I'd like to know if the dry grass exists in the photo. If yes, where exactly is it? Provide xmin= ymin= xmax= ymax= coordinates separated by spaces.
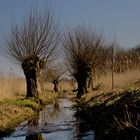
xmin=60 ymin=80 xmax=76 ymax=91
xmin=42 ymin=80 xmax=75 ymax=92
xmin=0 ymin=104 xmax=34 ymax=132
xmin=0 ymin=74 xmax=74 ymax=101
xmin=94 ymin=68 xmax=140 ymax=90
xmin=0 ymin=68 xmax=139 ymax=101
xmin=0 ymin=75 xmax=26 ymax=101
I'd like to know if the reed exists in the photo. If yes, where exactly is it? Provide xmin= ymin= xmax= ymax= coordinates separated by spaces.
xmin=0 ymin=75 xmax=26 ymax=100
xmin=94 ymin=68 xmax=140 ymax=90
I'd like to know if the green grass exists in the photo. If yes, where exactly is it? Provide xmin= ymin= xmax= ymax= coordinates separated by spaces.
xmin=106 ymin=96 xmax=121 ymax=106
xmin=123 ymin=84 xmax=138 ymax=92
xmin=0 ymin=99 xmax=41 ymax=111
xmin=0 ymin=107 xmax=34 ymax=136
xmin=92 ymin=100 xmax=102 ymax=106
xmin=0 ymin=92 xmax=57 ymax=136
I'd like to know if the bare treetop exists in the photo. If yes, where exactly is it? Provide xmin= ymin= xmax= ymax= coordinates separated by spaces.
xmin=5 ymin=9 xmax=59 ymax=65
xmin=63 ymin=26 xmax=105 ymax=75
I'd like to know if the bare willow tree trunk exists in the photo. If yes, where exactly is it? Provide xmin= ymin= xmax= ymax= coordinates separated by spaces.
xmin=77 ymin=75 xmax=88 ymax=98
xmin=87 ymin=70 xmax=94 ymax=91
xmin=24 ymin=69 xmax=40 ymax=98
xmin=77 ymin=80 xmax=84 ymax=98
xmin=42 ymin=66 xmax=64 ymax=93
xmin=53 ymin=80 xmax=59 ymax=92
xmin=22 ymin=57 xmax=42 ymax=98
xmin=54 ymin=83 xmax=59 ymax=92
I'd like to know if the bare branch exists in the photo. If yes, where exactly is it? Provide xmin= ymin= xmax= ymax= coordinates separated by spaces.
xmin=3 ymin=8 xmax=59 ymax=65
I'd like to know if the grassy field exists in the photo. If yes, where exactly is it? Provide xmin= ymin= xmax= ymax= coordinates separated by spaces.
xmin=0 ymin=69 xmax=139 ymax=137
xmin=94 ymin=68 xmax=140 ymax=91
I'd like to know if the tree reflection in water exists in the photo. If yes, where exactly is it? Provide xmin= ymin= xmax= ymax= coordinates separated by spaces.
xmin=25 ymin=113 xmax=45 ymax=140
xmin=25 ymin=101 xmax=60 ymax=140
xmin=25 ymin=133 xmax=44 ymax=140
xmin=74 ymin=116 xmax=94 ymax=139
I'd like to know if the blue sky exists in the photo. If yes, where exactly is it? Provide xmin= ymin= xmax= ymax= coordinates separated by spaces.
xmin=0 ymin=0 xmax=140 ymax=75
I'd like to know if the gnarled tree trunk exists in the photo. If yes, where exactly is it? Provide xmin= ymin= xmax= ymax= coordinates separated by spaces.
xmin=22 ymin=57 xmax=43 ymax=98
xmin=53 ymin=80 xmax=59 ymax=92
xmin=77 ymin=76 xmax=88 ymax=98
xmin=77 ymin=80 xmax=84 ymax=98
xmin=24 ymin=69 xmax=39 ymax=98
xmin=87 ymin=70 xmax=94 ymax=91
xmin=54 ymin=83 xmax=59 ymax=92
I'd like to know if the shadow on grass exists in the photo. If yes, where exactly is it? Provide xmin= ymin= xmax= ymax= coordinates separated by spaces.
xmin=76 ymin=89 xmax=140 ymax=140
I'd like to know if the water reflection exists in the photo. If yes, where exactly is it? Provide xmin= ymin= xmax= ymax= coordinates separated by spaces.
xmin=25 ymin=114 xmax=45 ymax=140
xmin=74 ymin=118 xmax=94 ymax=139
xmin=25 ymin=133 xmax=44 ymax=140
xmin=4 ymin=98 xmax=94 ymax=140
xmin=39 ymin=98 xmax=94 ymax=139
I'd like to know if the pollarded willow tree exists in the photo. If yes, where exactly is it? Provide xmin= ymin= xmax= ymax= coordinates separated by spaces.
xmin=63 ymin=26 xmax=106 ymax=98
xmin=42 ymin=66 xmax=64 ymax=92
xmin=4 ymin=9 xmax=59 ymax=98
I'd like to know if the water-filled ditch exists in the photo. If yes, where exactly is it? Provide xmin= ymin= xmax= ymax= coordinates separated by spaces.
xmin=3 ymin=97 xmax=94 ymax=140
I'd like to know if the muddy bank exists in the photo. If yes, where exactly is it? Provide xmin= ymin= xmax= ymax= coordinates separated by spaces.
xmin=0 ymin=92 xmax=57 ymax=137
xmin=76 ymin=89 xmax=140 ymax=140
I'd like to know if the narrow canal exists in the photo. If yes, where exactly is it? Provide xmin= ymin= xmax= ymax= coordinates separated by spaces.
xmin=3 ymin=97 xmax=94 ymax=140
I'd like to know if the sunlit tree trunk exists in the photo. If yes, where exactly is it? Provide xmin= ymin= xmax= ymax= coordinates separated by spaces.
xmin=53 ymin=80 xmax=59 ymax=92
xmin=22 ymin=57 xmax=42 ymax=98
xmin=24 ymin=69 xmax=39 ymax=98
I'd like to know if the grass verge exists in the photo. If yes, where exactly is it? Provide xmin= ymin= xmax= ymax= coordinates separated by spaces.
xmin=0 ymin=92 xmax=57 ymax=137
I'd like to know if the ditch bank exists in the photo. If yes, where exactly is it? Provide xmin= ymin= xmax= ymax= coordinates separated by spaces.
xmin=2 ymin=96 xmax=95 ymax=140
xmin=76 ymin=89 xmax=140 ymax=140
xmin=0 ymin=92 xmax=57 ymax=137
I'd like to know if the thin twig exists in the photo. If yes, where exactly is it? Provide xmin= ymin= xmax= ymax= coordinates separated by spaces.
xmin=113 ymin=115 xmax=123 ymax=129
xmin=125 ymin=122 xmax=140 ymax=131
